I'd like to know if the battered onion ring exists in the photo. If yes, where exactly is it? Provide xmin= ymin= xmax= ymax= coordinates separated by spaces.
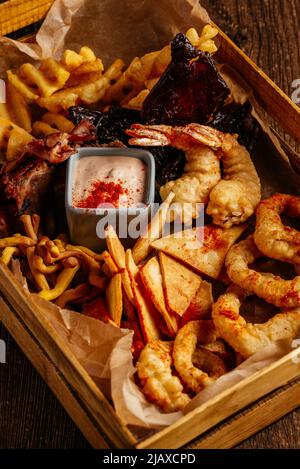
xmin=226 ymin=236 xmax=300 ymax=308
xmin=254 ymin=193 xmax=300 ymax=264
xmin=136 ymin=340 xmax=190 ymax=413
xmin=212 ymin=286 xmax=300 ymax=358
xmin=173 ymin=320 xmax=225 ymax=394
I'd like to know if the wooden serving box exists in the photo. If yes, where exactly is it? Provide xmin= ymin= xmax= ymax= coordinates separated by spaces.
xmin=1 ymin=3 xmax=300 ymax=449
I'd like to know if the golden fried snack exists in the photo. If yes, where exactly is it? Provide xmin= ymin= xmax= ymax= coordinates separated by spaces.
xmin=32 ymin=254 xmax=61 ymax=274
xmin=20 ymin=214 xmax=38 ymax=241
xmin=38 ymin=257 xmax=80 ymax=300
xmin=1 ymin=246 xmax=19 ymax=265
xmin=0 ymin=235 xmax=36 ymax=248
xmin=186 ymin=25 xmax=218 ymax=53
xmin=136 ymin=340 xmax=190 ymax=412
xmin=206 ymin=133 xmax=261 ymax=227
xmin=27 ymin=246 xmax=50 ymax=291
xmin=106 ymin=273 xmax=123 ymax=327
xmin=32 ymin=112 xmax=74 ymax=137
xmin=6 ymin=82 xmax=31 ymax=132
xmin=212 ymin=286 xmax=300 ymax=358
xmin=55 ymin=283 xmax=90 ymax=308
xmin=37 ymin=58 xmax=124 ymax=112
xmin=132 ymin=191 xmax=175 ymax=264
xmin=127 ymin=123 xmax=222 ymax=222
xmin=0 ymin=118 xmax=34 ymax=161
xmin=58 ymin=249 xmax=105 ymax=290
xmin=226 ymin=236 xmax=300 ymax=308
xmin=173 ymin=320 xmax=224 ymax=394
xmin=254 ymin=193 xmax=300 ymax=264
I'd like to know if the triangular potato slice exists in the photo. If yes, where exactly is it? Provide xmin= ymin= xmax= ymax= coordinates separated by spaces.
xmin=126 ymin=249 xmax=161 ymax=342
xmin=158 ymin=252 xmax=201 ymax=317
xmin=140 ymin=256 xmax=178 ymax=336
xmin=181 ymin=280 xmax=213 ymax=324
xmin=152 ymin=224 xmax=246 ymax=279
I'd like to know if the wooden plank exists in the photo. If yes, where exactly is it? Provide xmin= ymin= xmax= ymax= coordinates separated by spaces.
xmin=214 ymin=23 xmax=300 ymax=145
xmin=0 ymin=0 xmax=53 ymax=36
xmin=185 ymin=377 xmax=300 ymax=449
xmin=137 ymin=348 xmax=300 ymax=449
xmin=0 ymin=294 xmax=108 ymax=449
xmin=0 ymin=263 xmax=136 ymax=449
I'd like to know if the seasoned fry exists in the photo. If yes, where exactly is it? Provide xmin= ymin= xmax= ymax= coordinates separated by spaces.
xmin=1 ymin=246 xmax=19 ymax=265
xmin=132 ymin=192 xmax=175 ymax=264
xmin=0 ymin=235 xmax=36 ymax=248
xmin=106 ymin=273 xmax=123 ymax=327
xmin=27 ymin=246 xmax=50 ymax=291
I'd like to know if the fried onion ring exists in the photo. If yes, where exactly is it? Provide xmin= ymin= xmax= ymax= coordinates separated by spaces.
xmin=254 ymin=193 xmax=300 ymax=264
xmin=226 ymin=236 xmax=300 ymax=308
xmin=136 ymin=340 xmax=190 ymax=413
xmin=212 ymin=286 xmax=300 ymax=357
xmin=173 ymin=320 xmax=225 ymax=394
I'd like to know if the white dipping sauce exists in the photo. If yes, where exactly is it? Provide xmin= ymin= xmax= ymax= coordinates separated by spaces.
xmin=72 ymin=155 xmax=147 ymax=208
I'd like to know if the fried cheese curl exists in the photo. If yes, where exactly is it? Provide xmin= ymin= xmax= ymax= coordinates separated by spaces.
xmin=212 ymin=286 xmax=300 ymax=358
xmin=173 ymin=320 xmax=226 ymax=394
xmin=127 ymin=123 xmax=222 ymax=222
xmin=226 ymin=236 xmax=300 ymax=308
xmin=254 ymin=193 xmax=300 ymax=264
xmin=206 ymin=133 xmax=261 ymax=227
xmin=136 ymin=341 xmax=190 ymax=413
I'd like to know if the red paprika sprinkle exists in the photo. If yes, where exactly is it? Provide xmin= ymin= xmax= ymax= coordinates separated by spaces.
xmin=75 ymin=179 xmax=127 ymax=208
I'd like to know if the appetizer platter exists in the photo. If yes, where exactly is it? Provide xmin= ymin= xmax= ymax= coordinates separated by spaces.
xmin=1 ymin=0 xmax=300 ymax=449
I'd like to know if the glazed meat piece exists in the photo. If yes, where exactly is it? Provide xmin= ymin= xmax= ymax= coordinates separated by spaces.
xmin=1 ymin=157 xmax=55 ymax=214
xmin=142 ymin=33 xmax=230 ymax=125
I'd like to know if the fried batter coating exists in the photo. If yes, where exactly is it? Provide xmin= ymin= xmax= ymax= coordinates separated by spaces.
xmin=212 ymin=286 xmax=300 ymax=358
xmin=226 ymin=236 xmax=300 ymax=308
xmin=173 ymin=320 xmax=226 ymax=394
xmin=127 ymin=123 xmax=222 ymax=222
xmin=136 ymin=341 xmax=190 ymax=413
xmin=254 ymin=193 xmax=300 ymax=264
xmin=207 ymin=134 xmax=261 ymax=227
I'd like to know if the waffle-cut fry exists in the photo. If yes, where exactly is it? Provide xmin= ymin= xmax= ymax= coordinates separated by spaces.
xmin=0 ymin=118 xmax=34 ymax=161
xmin=106 ymin=273 xmax=123 ymax=326
xmin=38 ymin=257 xmax=80 ymax=300
xmin=186 ymin=25 xmax=218 ymax=53
xmin=1 ymin=246 xmax=19 ymax=265
xmin=62 ymin=46 xmax=97 ymax=71
xmin=27 ymin=246 xmax=50 ymax=291
xmin=32 ymin=112 xmax=75 ymax=137
xmin=55 ymin=282 xmax=91 ymax=308
xmin=6 ymin=82 xmax=31 ymax=132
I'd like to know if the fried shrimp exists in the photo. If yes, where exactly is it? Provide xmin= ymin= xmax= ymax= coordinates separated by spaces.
xmin=206 ymin=133 xmax=261 ymax=227
xmin=226 ymin=236 xmax=300 ymax=308
xmin=212 ymin=286 xmax=300 ymax=358
xmin=173 ymin=320 xmax=226 ymax=394
xmin=127 ymin=123 xmax=222 ymax=221
xmin=254 ymin=193 xmax=300 ymax=264
xmin=136 ymin=340 xmax=190 ymax=413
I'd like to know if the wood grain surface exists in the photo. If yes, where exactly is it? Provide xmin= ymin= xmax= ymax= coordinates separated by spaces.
xmin=1 ymin=0 xmax=300 ymax=449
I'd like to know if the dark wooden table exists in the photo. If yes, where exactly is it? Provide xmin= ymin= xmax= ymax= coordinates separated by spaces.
xmin=1 ymin=0 xmax=300 ymax=449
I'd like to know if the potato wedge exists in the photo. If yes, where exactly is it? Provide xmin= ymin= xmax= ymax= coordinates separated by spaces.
xmin=140 ymin=256 xmax=178 ymax=336
xmin=158 ymin=252 xmax=201 ymax=317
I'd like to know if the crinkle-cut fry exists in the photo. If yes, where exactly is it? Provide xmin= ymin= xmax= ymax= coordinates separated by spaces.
xmin=6 ymin=82 xmax=31 ymax=132
xmin=132 ymin=192 xmax=175 ymax=264
xmin=20 ymin=214 xmax=37 ymax=242
xmin=27 ymin=246 xmax=50 ymax=291
xmin=173 ymin=320 xmax=220 ymax=394
xmin=212 ymin=286 xmax=300 ymax=358
xmin=55 ymin=282 xmax=90 ymax=308
xmin=38 ymin=258 xmax=80 ymax=301
xmin=136 ymin=340 xmax=190 ymax=412
xmin=1 ymin=246 xmax=19 ymax=265
xmin=0 ymin=235 xmax=36 ymax=248
xmin=7 ymin=70 xmax=39 ymax=101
